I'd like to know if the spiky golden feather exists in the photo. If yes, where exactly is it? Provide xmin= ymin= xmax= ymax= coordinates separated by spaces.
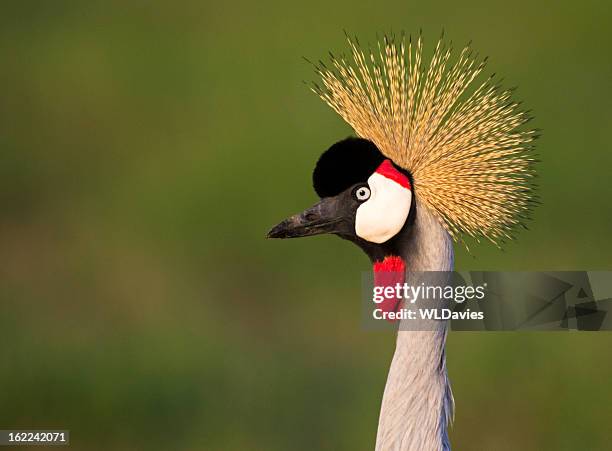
xmin=311 ymin=33 xmax=539 ymax=246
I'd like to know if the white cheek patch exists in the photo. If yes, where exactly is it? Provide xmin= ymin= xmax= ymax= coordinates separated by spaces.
xmin=355 ymin=172 xmax=412 ymax=243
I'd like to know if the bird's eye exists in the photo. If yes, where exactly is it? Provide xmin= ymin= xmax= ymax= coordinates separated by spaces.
xmin=354 ymin=185 xmax=371 ymax=201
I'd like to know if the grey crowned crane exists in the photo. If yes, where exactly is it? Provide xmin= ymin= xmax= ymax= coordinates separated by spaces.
xmin=268 ymin=34 xmax=537 ymax=451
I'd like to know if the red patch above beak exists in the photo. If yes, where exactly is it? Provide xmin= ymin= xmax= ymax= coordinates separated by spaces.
xmin=375 ymin=160 xmax=411 ymax=190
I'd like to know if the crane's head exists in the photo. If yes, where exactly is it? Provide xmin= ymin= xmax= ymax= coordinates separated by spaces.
xmin=267 ymin=137 xmax=416 ymax=258
xmin=268 ymin=33 xmax=538 ymax=254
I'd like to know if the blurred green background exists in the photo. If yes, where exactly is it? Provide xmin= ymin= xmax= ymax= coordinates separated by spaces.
xmin=0 ymin=1 xmax=611 ymax=450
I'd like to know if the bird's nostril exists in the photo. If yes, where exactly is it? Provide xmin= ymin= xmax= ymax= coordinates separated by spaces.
xmin=304 ymin=212 xmax=318 ymax=222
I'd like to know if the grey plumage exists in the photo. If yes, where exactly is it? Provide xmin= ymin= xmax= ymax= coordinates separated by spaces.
xmin=375 ymin=205 xmax=454 ymax=451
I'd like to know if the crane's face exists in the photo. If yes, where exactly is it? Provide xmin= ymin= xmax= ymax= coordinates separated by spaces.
xmin=267 ymin=138 xmax=414 ymax=252
xmin=353 ymin=159 xmax=412 ymax=243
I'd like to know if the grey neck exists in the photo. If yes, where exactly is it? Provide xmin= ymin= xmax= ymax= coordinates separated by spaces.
xmin=375 ymin=205 xmax=454 ymax=451
xmin=397 ymin=203 xmax=454 ymax=272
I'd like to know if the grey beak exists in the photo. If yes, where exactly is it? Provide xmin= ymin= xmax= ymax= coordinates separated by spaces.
xmin=267 ymin=197 xmax=344 ymax=239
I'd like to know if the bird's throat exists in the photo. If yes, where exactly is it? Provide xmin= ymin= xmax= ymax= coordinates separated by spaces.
xmin=374 ymin=205 xmax=454 ymax=451
xmin=373 ymin=255 xmax=405 ymax=321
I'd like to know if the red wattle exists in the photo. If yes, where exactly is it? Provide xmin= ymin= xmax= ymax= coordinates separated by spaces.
xmin=373 ymin=256 xmax=406 ymax=323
